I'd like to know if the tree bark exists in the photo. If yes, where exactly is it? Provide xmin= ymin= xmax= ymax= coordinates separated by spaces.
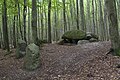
xmin=76 ymin=0 xmax=79 ymax=30
xmin=80 ymin=0 xmax=86 ymax=31
xmin=48 ymin=0 xmax=52 ymax=43
xmin=32 ymin=0 xmax=38 ymax=44
xmin=23 ymin=0 xmax=27 ymax=42
xmin=2 ymin=0 xmax=10 ymax=52
xmin=105 ymin=0 xmax=120 ymax=55
xmin=62 ymin=0 xmax=67 ymax=33
xmin=13 ymin=15 xmax=16 ymax=48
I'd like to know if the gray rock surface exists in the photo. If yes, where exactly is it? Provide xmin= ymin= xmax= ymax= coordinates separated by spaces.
xmin=16 ymin=39 xmax=27 ymax=58
xmin=24 ymin=43 xmax=40 ymax=71
xmin=77 ymin=40 xmax=89 ymax=45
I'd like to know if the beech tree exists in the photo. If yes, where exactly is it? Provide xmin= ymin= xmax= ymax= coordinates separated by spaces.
xmin=48 ymin=0 xmax=52 ymax=43
xmin=32 ymin=0 xmax=38 ymax=44
xmin=2 ymin=0 xmax=10 ymax=52
xmin=23 ymin=0 xmax=27 ymax=42
xmin=80 ymin=0 xmax=86 ymax=31
xmin=0 ymin=0 xmax=120 ymax=49
xmin=105 ymin=0 xmax=120 ymax=55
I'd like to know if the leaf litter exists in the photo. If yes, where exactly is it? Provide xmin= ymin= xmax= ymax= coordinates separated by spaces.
xmin=0 ymin=41 xmax=120 ymax=80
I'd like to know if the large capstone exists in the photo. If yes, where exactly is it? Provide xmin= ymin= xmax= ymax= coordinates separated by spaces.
xmin=62 ymin=30 xmax=86 ymax=44
xmin=16 ymin=39 xmax=27 ymax=59
xmin=24 ymin=43 xmax=40 ymax=71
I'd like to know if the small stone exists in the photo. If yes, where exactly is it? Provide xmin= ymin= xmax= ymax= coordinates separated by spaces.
xmin=77 ymin=40 xmax=89 ymax=45
xmin=16 ymin=39 xmax=27 ymax=58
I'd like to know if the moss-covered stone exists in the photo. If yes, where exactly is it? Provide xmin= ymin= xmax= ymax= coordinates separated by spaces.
xmin=86 ymin=32 xmax=99 ymax=40
xmin=36 ymin=39 xmax=48 ymax=47
xmin=57 ymin=39 xmax=64 ymax=45
xmin=16 ymin=39 xmax=27 ymax=59
xmin=24 ymin=43 xmax=40 ymax=71
xmin=60 ymin=30 xmax=99 ymax=45
xmin=89 ymin=38 xmax=98 ymax=42
xmin=61 ymin=30 xmax=86 ymax=44
xmin=62 ymin=30 xmax=86 ymax=40
xmin=113 ymin=49 xmax=120 ymax=56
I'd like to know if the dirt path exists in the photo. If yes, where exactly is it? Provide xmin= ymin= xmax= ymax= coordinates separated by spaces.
xmin=0 ymin=41 xmax=120 ymax=80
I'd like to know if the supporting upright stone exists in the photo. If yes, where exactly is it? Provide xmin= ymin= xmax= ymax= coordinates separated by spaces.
xmin=77 ymin=40 xmax=89 ymax=45
xmin=16 ymin=39 xmax=27 ymax=59
xmin=24 ymin=43 xmax=40 ymax=71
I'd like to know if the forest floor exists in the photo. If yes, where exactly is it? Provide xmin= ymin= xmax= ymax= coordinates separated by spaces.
xmin=0 ymin=41 xmax=120 ymax=80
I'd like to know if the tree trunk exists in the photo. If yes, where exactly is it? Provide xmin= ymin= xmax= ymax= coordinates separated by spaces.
xmin=48 ymin=0 xmax=52 ymax=43
xmin=62 ymin=0 xmax=67 ymax=33
xmin=13 ymin=15 xmax=16 ymax=48
xmin=105 ymin=0 xmax=120 ymax=55
xmin=99 ymin=0 xmax=105 ymax=40
xmin=2 ymin=0 xmax=10 ymax=52
xmin=80 ymin=0 xmax=86 ymax=31
xmin=76 ymin=0 xmax=79 ymax=30
xmin=23 ymin=0 xmax=27 ymax=42
xmin=28 ymin=7 xmax=31 ymax=44
xmin=0 ymin=23 xmax=2 ymax=48
xmin=92 ymin=0 xmax=95 ymax=34
xmin=40 ymin=2 xmax=44 ymax=40
xmin=87 ymin=0 xmax=91 ymax=32
xmin=32 ymin=0 xmax=38 ymax=44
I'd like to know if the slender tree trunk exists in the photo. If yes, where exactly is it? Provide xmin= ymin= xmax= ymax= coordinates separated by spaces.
xmin=0 ymin=24 xmax=2 ymax=48
xmin=32 ymin=0 xmax=38 ymax=44
xmin=92 ymin=0 xmax=95 ymax=33
xmin=44 ymin=9 xmax=47 ymax=40
xmin=40 ymin=2 xmax=44 ymax=40
xmin=69 ymin=0 xmax=74 ymax=27
xmin=48 ymin=0 xmax=52 ymax=43
xmin=62 ymin=0 xmax=67 ymax=33
xmin=76 ymin=0 xmax=79 ymax=30
xmin=80 ymin=0 xmax=86 ymax=31
xmin=13 ymin=15 xmax=16 ymax=48
xmin=104 ymin=2 xmax=109 ymax=40
xmin=37 ymin=7 xmax=40 ymax=39
xmin=43 ymin=0 xmax=48 ymax=40
xmin=95 ymin=0 xmax=99 ymax=35
xmin=99 ymin=0 xmax=106 ymax=40
xmin=28 ymin=7 xmax=31 ymax=44
xmin=17 ymin=0 xmax=23 ymax=39
xmin=16 ymin=15 xmax=19 ymax=42
xmin=23 ymin=0 xmax=27 ymax=42
xmin=2 ymin=0 xmax=10 ymax=52
xmin=54 ymin=0 xmax=57 ymax=41
xmin=87 ymin=0 xmax=91 ymax=32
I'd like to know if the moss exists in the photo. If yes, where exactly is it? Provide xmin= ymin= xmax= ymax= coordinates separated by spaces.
xmin=62 ymin=30 xmax=86 ymax=40
xmin=18 ymin=39 xmax=26 ymax=44
xmin=16 ymin=39 xmax=27 ymax=59
xmin=24 ymin=43 xmax=40 ymax=71
xmin=114 ymin=49 xmax=120 ymax=56
xmin=86 ymin=32 xmax=99 ymax=40
xmin=91 ymin=34 xmax=99 ymax=40
xmin=36 ymin=39 xmax=48 ymax=47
